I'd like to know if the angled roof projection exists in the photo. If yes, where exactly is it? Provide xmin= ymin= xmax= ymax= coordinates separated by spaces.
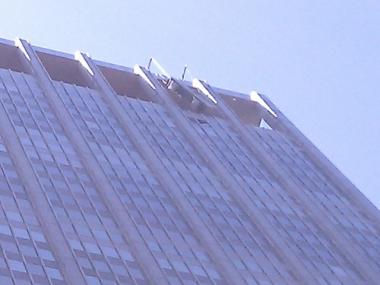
xmin=0 ymin=37 xmax=378 ymax=285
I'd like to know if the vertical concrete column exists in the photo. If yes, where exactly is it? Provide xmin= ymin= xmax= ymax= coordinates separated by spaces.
xmin=198 ymin=82 xmax=380 ymax=284
xmin=75 ymin=52 xmax=246 ymax=285
xmin=134 ymin=66 xmax=319 ymax=285
xmin=0 ymin=80 xmax=86 ymax=284
xmin=15 ymin=38 xmax=167 ymax=285
xmin=259 ymin=93 xmax=380 ymax=228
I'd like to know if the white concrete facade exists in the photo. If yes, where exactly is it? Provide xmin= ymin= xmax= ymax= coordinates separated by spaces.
xmin=0 ymin=37 xmax=378 ymax=284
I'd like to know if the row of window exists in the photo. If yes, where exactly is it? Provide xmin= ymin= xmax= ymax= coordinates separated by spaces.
xmin=54 ymin=82 xmax=223 ymax=285
xmin=0 ymin=65 xmax=378 ymax=284
xmin=249 ymin=127 xmax=380 ymax=268
xmin=120 ymin=97 xmax=296 ymax=285
xmin=0 ymin=70 xmax=147 ymax=285
xmin=187 ymin=112 xmax=361 ymax=284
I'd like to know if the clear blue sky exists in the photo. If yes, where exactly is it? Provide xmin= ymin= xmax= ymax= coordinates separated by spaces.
xmin=1 ymin=1 xmax=379 ymax=207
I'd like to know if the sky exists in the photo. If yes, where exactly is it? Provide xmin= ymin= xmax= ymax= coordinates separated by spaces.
xmin=1 ymin=0 xmax=379 ymax=207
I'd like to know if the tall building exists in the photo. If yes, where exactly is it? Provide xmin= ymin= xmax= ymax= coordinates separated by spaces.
xmin=0 ymin=37 xmax=378 ymax=285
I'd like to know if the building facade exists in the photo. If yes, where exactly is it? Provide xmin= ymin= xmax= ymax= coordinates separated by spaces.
xmin=0 ymin=37 xmax=379 ymax=285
